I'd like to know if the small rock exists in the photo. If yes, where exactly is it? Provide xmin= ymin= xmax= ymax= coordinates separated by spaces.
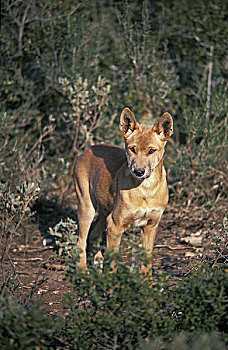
xmin=185 ymin=251 xmax=195 ymax=258
xmin=194 ymin=230 xmax=203 ymax=236
xmin=180 ymin=235 xmax=203 ymax=247
xmin=43 ymin=238 xmax=53 ymax=246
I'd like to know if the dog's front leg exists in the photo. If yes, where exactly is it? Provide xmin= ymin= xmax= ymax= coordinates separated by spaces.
xmin=105 ymin=213 xmax=124 ymax=270
xmin=106 ymin=213 xmax=124 ymax=252
xmin=140 ymin=210 xmax=163 ymax=275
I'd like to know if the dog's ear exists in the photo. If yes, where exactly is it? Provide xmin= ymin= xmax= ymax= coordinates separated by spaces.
xmin=152 ymin=113 xmax=173 ymax=141
xmin=120 ymin=108 xmax=139 ymax=137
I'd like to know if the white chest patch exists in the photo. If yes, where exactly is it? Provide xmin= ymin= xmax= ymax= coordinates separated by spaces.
xmin=134 ymin=217 xmax=149 ymax=227
xmin=132 ymin=208 xmax=162 ymax=227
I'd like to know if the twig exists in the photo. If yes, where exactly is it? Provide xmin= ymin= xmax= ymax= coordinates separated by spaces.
xmin=24 ymin=124 xmax=55 ymax=161
xmin=154 ymin=244 xmax=193 ymax=250
xmin=208 ymin=166 xmax=227 ymax=179
xmin=12 ymin=257 xmax=43 ymax=262
xmin=14 ymin=247 xmax=54 ymax=253
xmin=206 ymin=46 xmax=214 ymax=120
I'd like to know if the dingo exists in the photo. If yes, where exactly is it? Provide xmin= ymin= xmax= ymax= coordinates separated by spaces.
xmin=73 ymin=108 xmax=173 ymax=274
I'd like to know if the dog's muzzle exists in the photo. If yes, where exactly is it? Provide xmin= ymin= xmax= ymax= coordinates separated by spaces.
xmin=133 ymin=168 xmax=145 ymax=178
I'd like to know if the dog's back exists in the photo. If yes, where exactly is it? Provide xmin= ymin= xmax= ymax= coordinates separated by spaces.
xmin=74 ymin=144 xmax=126 ymax=213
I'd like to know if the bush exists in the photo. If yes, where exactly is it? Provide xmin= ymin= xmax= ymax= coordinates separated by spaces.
xmin=0 ymin=252 xmax=227 ymax=349
xmin=49 ymin=217 xmax=79 ymax=258
xmin=61 ymin=259 xmax=228 ymax=349
xmin=0 ymin=297 xmax=59 ymax=349
xmin=169 ymin=80 xmax=227 ymax=205
xmin=1 ymin=0 xmax=227 ymax=206
xmin=0 ymin=181 xmax=40 ymax=245
xmin=0 ymin=110 xmax=55 ymax=185
xmin=173 ymin=265 xmax=228 ymax=341
xmin=0 ymin=181 xmax=40 ymax=297
xmin=63 ymin=254 xmax=174 ymax=349
xmin=146 ymin=332 xmax=227 ymax=350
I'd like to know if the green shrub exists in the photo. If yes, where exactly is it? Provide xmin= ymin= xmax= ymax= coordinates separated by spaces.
xmin=146 ymin=332 xmax=227 ymax=350
xmin=173 ymin=265 xmax=228 ymax=341
xmin=0 ymin=181 xmax=40 ymax=297
xmin=49 ymin=217 xmax=79 ymax=258
xmin=170 ymin=332 xmax=227 ymax=350
xmin=169 ymin=80 xmax=227 ymax=205
xmin=62 ymin=258 xmax=227 ymax=349
xmin=64 ymin=254 xmax=174 ymax=350
xmin=0 ymin=181 xmax=40 ymax=240
xmin=0 ymin=297 xmax=59 ymax=349
xmin=55 ymin=75 xmax=112 ymax=156
xmin=0 ymin=257 xmax=227 ymax=349
xmin=1 ymin=1 xmax=227 ymax=206
xmin=0 ymin=110 xmax=55 ymax=185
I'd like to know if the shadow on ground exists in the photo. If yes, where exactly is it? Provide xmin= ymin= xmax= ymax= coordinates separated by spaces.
xmin=32 ymin=193 xmax=78 ymax=239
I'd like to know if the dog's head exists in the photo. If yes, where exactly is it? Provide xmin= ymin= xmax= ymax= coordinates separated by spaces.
xmin=120 ymin=108 xmax=173 ymax=179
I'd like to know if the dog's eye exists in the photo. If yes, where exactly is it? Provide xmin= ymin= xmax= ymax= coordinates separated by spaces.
xmin=148 ymin=148 xmax=156 ymax=155
xmin=129 ymin=146 xmax=136 ymax=154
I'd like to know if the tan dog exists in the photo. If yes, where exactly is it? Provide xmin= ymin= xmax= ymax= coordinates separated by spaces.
xmin=73 ymin=108 xmax=173 ymax=274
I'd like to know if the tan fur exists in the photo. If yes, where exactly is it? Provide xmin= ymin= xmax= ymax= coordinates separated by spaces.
xmin=73 ymin=108 xmax=173 ymax=274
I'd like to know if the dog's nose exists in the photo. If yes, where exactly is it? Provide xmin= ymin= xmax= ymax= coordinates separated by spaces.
xmin=133 ymin=168 xmax=145 ymax=177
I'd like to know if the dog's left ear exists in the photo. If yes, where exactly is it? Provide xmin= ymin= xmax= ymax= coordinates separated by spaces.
xmin=120 ymin=108 xmax=139 ymax=138
xmin=152 ymin=113 xmax=173 ymax=141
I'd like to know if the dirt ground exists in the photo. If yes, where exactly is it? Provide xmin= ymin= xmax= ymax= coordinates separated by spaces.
xmin=1 ymin=194 xmax=227 ymax=318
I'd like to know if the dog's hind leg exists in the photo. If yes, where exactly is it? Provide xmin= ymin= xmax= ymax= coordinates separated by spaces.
xmin=74 ymin=169 xmax=96 ymax=269
xmin=88 ymin=209 xmax=107 ymax=267
xmin=76 ymin=200 xmax=95 ymax=269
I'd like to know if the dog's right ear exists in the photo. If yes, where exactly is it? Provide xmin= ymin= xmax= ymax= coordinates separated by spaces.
xmin=120 ymin=108 xmax=139 ymax=138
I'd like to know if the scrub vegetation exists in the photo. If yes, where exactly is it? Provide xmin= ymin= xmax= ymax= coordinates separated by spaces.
xmin=0 ymin=0 xmax=227 ymax=348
